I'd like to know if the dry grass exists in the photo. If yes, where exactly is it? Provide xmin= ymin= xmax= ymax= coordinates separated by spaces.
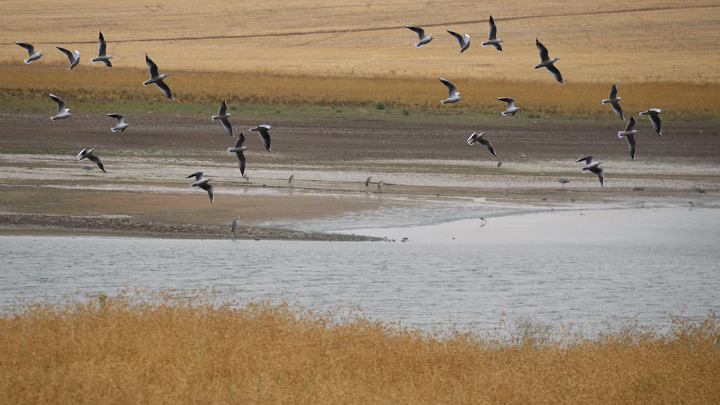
xmin=1 ymin=0 xmax=719 ymax=83
xmin=1 ymin=290 xmax=719 ymax=405
xmin=1 ymin=64 xmax=718 ymax=117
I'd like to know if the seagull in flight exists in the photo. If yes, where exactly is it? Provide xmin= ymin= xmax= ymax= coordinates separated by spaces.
xmin=534 ymin=38 xmax=564 ymax=84
xmin=107 ymin=114 xmax=129 ymax=133
xmin=602 ymin=84 xmax=624 ymax=120
xmin=143 ymin=54 xmax=174 ymax=100
xmin=467 ymin=132 xmax=497 ymax=156
xmin=15 ymin=42 xmax=42 ymax=64
xmin=405 ymin=25 xmax=433 ymax=47
xmin=186 ymin=172 xmax=214 ymax=204
xmin=576 ymin=156 xmax=604 ymax=187
xmin=639 ymin=109 xmax=664 ymax=136
xmin=49 ymin=94 xmax=72 ymax=121
xmin=56 ymin=46 xmax=79 ymax=70
xmin=617 ymin=116 xmax=639 ymax=161
xmin=497 ymin=97 xmax=520 ymax=116
xmin=77 ymin=148 xmax=106 ymax=172
xmin=481 ymin=15 xmax=503 ymax=50
xmin=439 ymin=78 xmax=463 ymax=104
xmin=91 ymin=31 xmax=113 ymax=67
xmin=212 ymin=100 xmax=234 ymax=136
xmin=249 ymin=125 xmax=272 ymax=152
xmin=446 ymin=29 xmax=470 ymax=53
xmin=227 ymin=132 xmax=248 ymax=176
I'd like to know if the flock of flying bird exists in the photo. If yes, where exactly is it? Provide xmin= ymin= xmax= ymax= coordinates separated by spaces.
xmin=15 ymin=15 xmax=666 ymax=202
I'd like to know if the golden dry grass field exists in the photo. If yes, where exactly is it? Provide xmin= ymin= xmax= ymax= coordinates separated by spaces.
xmin=1 ymin=292 xmax=719 ymax=405
xmin=1 ymin=0 xmax=719 ymax=115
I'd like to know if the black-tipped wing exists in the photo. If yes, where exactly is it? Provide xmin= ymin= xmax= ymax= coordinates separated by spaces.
xmin=446 ymin=29 xmax=465 ymax=47
xmin=87 ymin=154 xmax=105 ymax=172
xmin=258 ymin=130 xmax=271 ymax=152
xmin=624 ymin=116 xmax=636 ymax=132
xmin=234 ymin=132 xmax=246 ymax=148
xmin=49 ymin=94 xmax=66 ymax=113
xmin=439 ymin=78 xmax=456 ymax=98
xmin=146 ymin=54 xmax=159 ymax=78
xmin=98 ymin=31 xmax=107 ymax=56
xmin=478 ymin=138 xmax=497 ymax=156
xmin=610 ymin=102 xmax=624 ymax=120
xmin=56 ymin=46 xmax=75 ymax=63
xmin=576 ymin=155 xmax=593 ymax=164
xmin=198 ymin=183 xmax=214 ymax=203
xmin=220 ymin=118 xmax=233 ymax=136
xmin=497 ymin=97 xmax=515 ymax=109
xmin=649 ymin=115 xmax=662 ymax=136
xmin=488 ymin=15 xmax=497 ymax=40
xmin=218 ymin=100 xmax=227 ymax=115
xmin=102 ymin=60 xmax=112 ymax=67
xmin=405 ymin=25 xmax=426 ymax=40
xmin=536 ymin=38 xmax=549 ymax=61
xmin=15 ymin=42 xmax=35 ymax=56
xmin=155 ymin=80 xmax=174 ymax=100
xmin=589 ymin=167 xmax=604 ymax=187
xmin=492 ymin=43 xmax=502 ymax=51
xmin=186 ymin=172 xmax=203 ymax=180
xmin=235 ymin=150 xmax=246 ymax=176
xmin=625 ymin=134 xmax=637 ymax=161
xmin=544 ymin=64 xmax=564 ymax=84
xmin=609 ymin=84 xmax=618 ymax=99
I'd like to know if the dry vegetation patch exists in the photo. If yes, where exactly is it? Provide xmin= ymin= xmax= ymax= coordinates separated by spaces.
xmin=1 ymin=292 xmax=719 ymax=404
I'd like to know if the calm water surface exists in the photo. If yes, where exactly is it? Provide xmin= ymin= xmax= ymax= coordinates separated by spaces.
xmin=1 ymin=207 xmax=718 ymax=333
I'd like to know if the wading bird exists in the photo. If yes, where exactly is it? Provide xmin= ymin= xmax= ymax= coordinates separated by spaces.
xmin=534 ymin=38 xmax=564 ymax=84
xmin=231 ymin=216 xmax=239 ymax=235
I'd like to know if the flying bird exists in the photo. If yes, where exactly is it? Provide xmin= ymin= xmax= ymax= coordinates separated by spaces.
xmin=405 ymin=25 xmax=433 ymax=47
xmin=639 ymin=109 xmax=664 ymax=136
xmin=212 ymin=100 xmax=234 ymax=136
xmin=143 ymin=54 xmax=174 ymax=100
xmin=186 ymin=172 xmax=214 ymax=204
xmin=617 ymin=116 xmax=639 ymax=161
xmin=227 ymin=132 xmax=248 ymax=176
xmin=77 ymin=148 xmax=105 ymax=172
xmin=91 ymin=31 xmax=113 ymax=67
xmin=467 ymin=132 xmax=497 ymax=156
xmin=576 ymin=156 xmax=604 ymax=187
xmin=49 ymin=94 xmax=72 ymax=121
xmin=446 ymin=29 xmax=470 ymax=53
xmin=107 ymin=114 xmax=129 ymax=133
xmin=249 ymin=125 xmax=272 ymax=152
xmin=56 ymin=46 xmax=79 ymax=70
xmin=15 ymin=42 xmax=42 ymax=64
xmin=481 ymin=15 xmax=503 ymax=50
xmin=534 ymin=38 xmax=564 ymax=84
xmin=497 ymin=97 xmax=520 ymax=116
xmin=602 ymin=84 xmax=624 ymax=120
xmin=439 ymin=78 xmax=463 ymax=104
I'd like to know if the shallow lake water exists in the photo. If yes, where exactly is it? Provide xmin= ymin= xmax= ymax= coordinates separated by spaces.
xmin=1 ymin=207 xmax=718 ymax=334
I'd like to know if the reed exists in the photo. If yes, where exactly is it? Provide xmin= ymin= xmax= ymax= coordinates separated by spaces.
xmin=1 ymin=290 xmax=718 ymax=405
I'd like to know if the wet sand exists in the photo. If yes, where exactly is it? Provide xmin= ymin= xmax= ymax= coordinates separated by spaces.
xmin=1 ymin=113 xmax=718 ymax=238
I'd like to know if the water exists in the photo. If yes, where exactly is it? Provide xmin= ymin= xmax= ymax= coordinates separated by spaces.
xmin=1 ymin=207 xmax=718 ymax=333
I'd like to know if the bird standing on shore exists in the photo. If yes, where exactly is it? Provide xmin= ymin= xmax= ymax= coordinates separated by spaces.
xmin=617 ymin=116 xmax=639 ymax=161
xmin=186 ymin=172 xmax=214 ymax=204
xmin=91 ymin=31 xmax=113 ymax=67
xmin=227 ymin=133 xmax=248 ymax=176
xmin=446 ymin=29 xmax=470 ymax=53
xmin=481 ymin=15 xmax=503 ymax=50
xmin=56 ymin=46 xmax=79 ymax=70
xmin=639 ymin=109 xmax=664 ymax=136
xmin=602 ymin=84 xmax=624 ymax=120
xmin=49 ymin=94 xmax=72 ymax=121
xmin=231 ymin=216 xmax=239 ymax=235
xmin=497 ymin=97 xmax=520 ymax=116
xmin=212 ymin=100 xmax=234 ymax=136
xmin=15 ymin=42 xmax=42 ymax=64
xmin=249 ymin=125 xmax=272 ymax=152
xmin=365 ymin=177 xmax=372 ymax=189
xmin=534 ymin=38 xmax=564 ymax=84
xmin=467 ymin=132 xmax=497 ymax=156
xmin=77 ymin=148 xmax=106 ymax=172
xmin=288 ymin=174 xmax=294 ymax=187
xmin=144 ymin=54 xmax=174 ymax=100
xmin=107 ymin=114 xmax=129 ymax=133
xmin=405 ymin=25 xmax=433 ymax=47
xmin=439 ymin=78 xmax=463 ymax=104
xmin=576 ymin=156 xmax=604 ymax=187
